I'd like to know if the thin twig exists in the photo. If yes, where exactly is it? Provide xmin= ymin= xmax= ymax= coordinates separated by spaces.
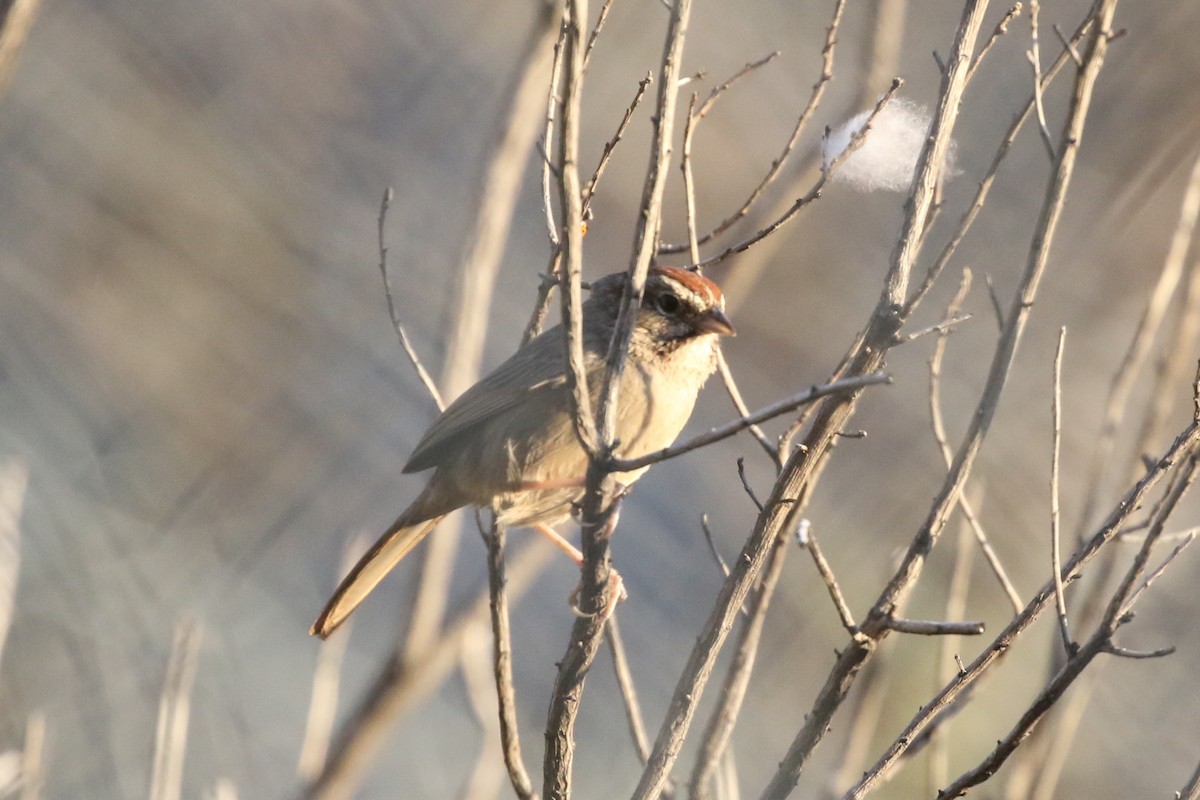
xmin=700 ymin=514 xmax=732 ymax=577
xmin=966 ymin=3 xmax=1023 ymax=83
xmin=1120 ymin=531 xmax=1197 ymax=617
xmin=377 ymin=188 xmax=445 ymax=413
xmin=736 ymin=459 xmax=765 ymax=512
xmin=688 ymin=532 xmax=790 ymax=799
xmin=849 ymin=420 xmax=1199 ymax=799
xmin=896 ymin=313 xmax=972 ymax=344
xmin=606 ymin=616 xmax=652 ymax=765
xmin=525 ymin=20 xmax=569 ymax=346
xmin=1027 ymin=0 xmax=1057 ymax=161
xmin=484 ymin=519 xmax=537 ymax=800
xmin=902 ymin=15 xmax=1094 ymax=316
xmin=768 ymin=0 xmax=1124 ymax=791
xmin=940 ymin=439 xmax=1197 ymax=797
xmin=1074 ymin=121 xmax=1200 ymax=542
xmin=928 ymin=270 xmax=1023 ymax=613
xmin=540 ymin=22 xmax=567 ymax=250
xmin=1050 ymin=327 xmax=1074 ymax=654
xmin=800 ymin=523 xmax=856 ymax=632
xmin=884 ymin=618 xmax=984 ymax=636
xmin=635 ymin=1 xmax=979 ymax=792
xmin=555 ymin=0 xmax=601 ymax=461
xmin=692 ymin=80 xmax=904 ymax=270
xmin=582 ymin=72 xmax=653 ymax=217
xmin=610 ymin=373 xmax=891 ymax=472
xmin=582 ymin=0 xmax=615 ymax=67
xmin=1051 ymin=23 xmax=1083 ymax=67
xmin=659 ymin=0 xmax=847 ymax=254
xmin=930 ymin=497 xmax=980 ymax=788
xmin=677 ymin=81 xmax=778 ymax=467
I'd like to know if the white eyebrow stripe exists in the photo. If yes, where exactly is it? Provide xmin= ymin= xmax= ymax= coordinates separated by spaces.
xmin=657 ymin=276 xmax=710 ymax=310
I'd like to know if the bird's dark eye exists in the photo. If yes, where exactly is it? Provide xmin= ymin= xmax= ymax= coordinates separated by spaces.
xmin=655 ymin=292 xmax=682 ymax=315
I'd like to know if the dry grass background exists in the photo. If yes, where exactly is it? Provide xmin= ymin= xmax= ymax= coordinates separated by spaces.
xmin=2 ymin=0 xmax=1200 ymax=798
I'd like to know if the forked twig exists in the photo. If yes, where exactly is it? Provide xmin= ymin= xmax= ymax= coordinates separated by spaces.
xmin=903 ymin=16 xmax=1093 ymax=317
xmin=659 ymin=0 xmax=847 ymax=255
xmin=692 ymin=80 xmax=904 ymax=270
xmin=927 ymin=269 xmax=1023 ymax=613
xmin=1027 ymin=0 xmax=1057 ymax=161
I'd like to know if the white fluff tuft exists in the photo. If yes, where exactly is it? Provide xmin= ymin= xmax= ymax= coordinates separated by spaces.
xmin=821 ymin=99 xmax=954 ymax=193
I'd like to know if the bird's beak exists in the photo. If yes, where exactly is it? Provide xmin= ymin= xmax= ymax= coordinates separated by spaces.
xmin=696 ymin=307 xmax=736 ymax=337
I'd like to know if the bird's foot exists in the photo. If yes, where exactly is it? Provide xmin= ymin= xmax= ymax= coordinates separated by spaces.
xmin=568 ymin=569 xmax=627 ymax=622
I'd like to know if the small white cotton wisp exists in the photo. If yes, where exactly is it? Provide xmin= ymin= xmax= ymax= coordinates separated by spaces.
xmin=821 ymin=99 xmax=953 ymax=193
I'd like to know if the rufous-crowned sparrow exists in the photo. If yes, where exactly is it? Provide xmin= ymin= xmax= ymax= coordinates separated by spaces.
xmin=311 ymin=266 xmax=734 ymax=638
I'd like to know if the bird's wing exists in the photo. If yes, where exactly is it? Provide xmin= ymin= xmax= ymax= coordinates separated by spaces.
xmin=403 ymin=326 xmax=573 ymax=473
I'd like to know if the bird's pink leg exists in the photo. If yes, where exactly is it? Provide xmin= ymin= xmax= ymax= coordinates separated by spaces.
xmin=532 ymin=522 xmax=585 ymax=564
xmin=533 ymin=522 xmax=628 ymax=619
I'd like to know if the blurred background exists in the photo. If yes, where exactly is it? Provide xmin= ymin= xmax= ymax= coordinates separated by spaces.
xmin=2 ymin=0 xmax=1199 ymax=797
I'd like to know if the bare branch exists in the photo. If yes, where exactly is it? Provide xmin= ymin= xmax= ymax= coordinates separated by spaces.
xmin=545 ymin=0 xmax=696 ymax=794
xmin=557 ymin=0 xmax=602 ymax=460
xmin=768 ymin=0 xmax=1123 ymax=792
xmin=581 ymin=71 xmax=653 ymax=216
xmin=736 ymin=458 xmax=765 ymax=512
xmin=903 ymin=15 xmax=1094 ymax=316
xmin=884 ymin=618 xmax=984 ymax=636
xmin=610 ymin=372 xmax=891 ymax=472
xmin=849 ymin=422 xmax=1199 ymax=799
xmin=692 ymin=80 xmax=903 ymax=270
xmin=928 ymin=270 xmax=1023 ymax=613
xmin=689 ymin=528 xmax=790 ymax=799
xmin=582 ymin=0 xmax=616 ymax=67
xmin=659 ymin=0 xmax=847 ymax=254
xmin=1050 ymin=327 xmax=1074 ymax=654
xmin=483 ymin=519 xmax=538 ymax=800
xmin=1076 ymin=151 xmax=1200 ymax=537
xmin=1027 ymin=0 xmax=1057 ymax=161
xmin=377 ymin=187 xmax=445 ymax=413
xmin=799 ymin=522 xmax=857 ymax=632
xmin=605 ymin=616 xmax=653 ymax=765
xmin=967 ymin=3 xmax=1023 ymax=83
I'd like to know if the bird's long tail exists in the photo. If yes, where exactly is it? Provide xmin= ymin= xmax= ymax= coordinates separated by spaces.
xmin=310 ymin=514 xmax=444 ymax=639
